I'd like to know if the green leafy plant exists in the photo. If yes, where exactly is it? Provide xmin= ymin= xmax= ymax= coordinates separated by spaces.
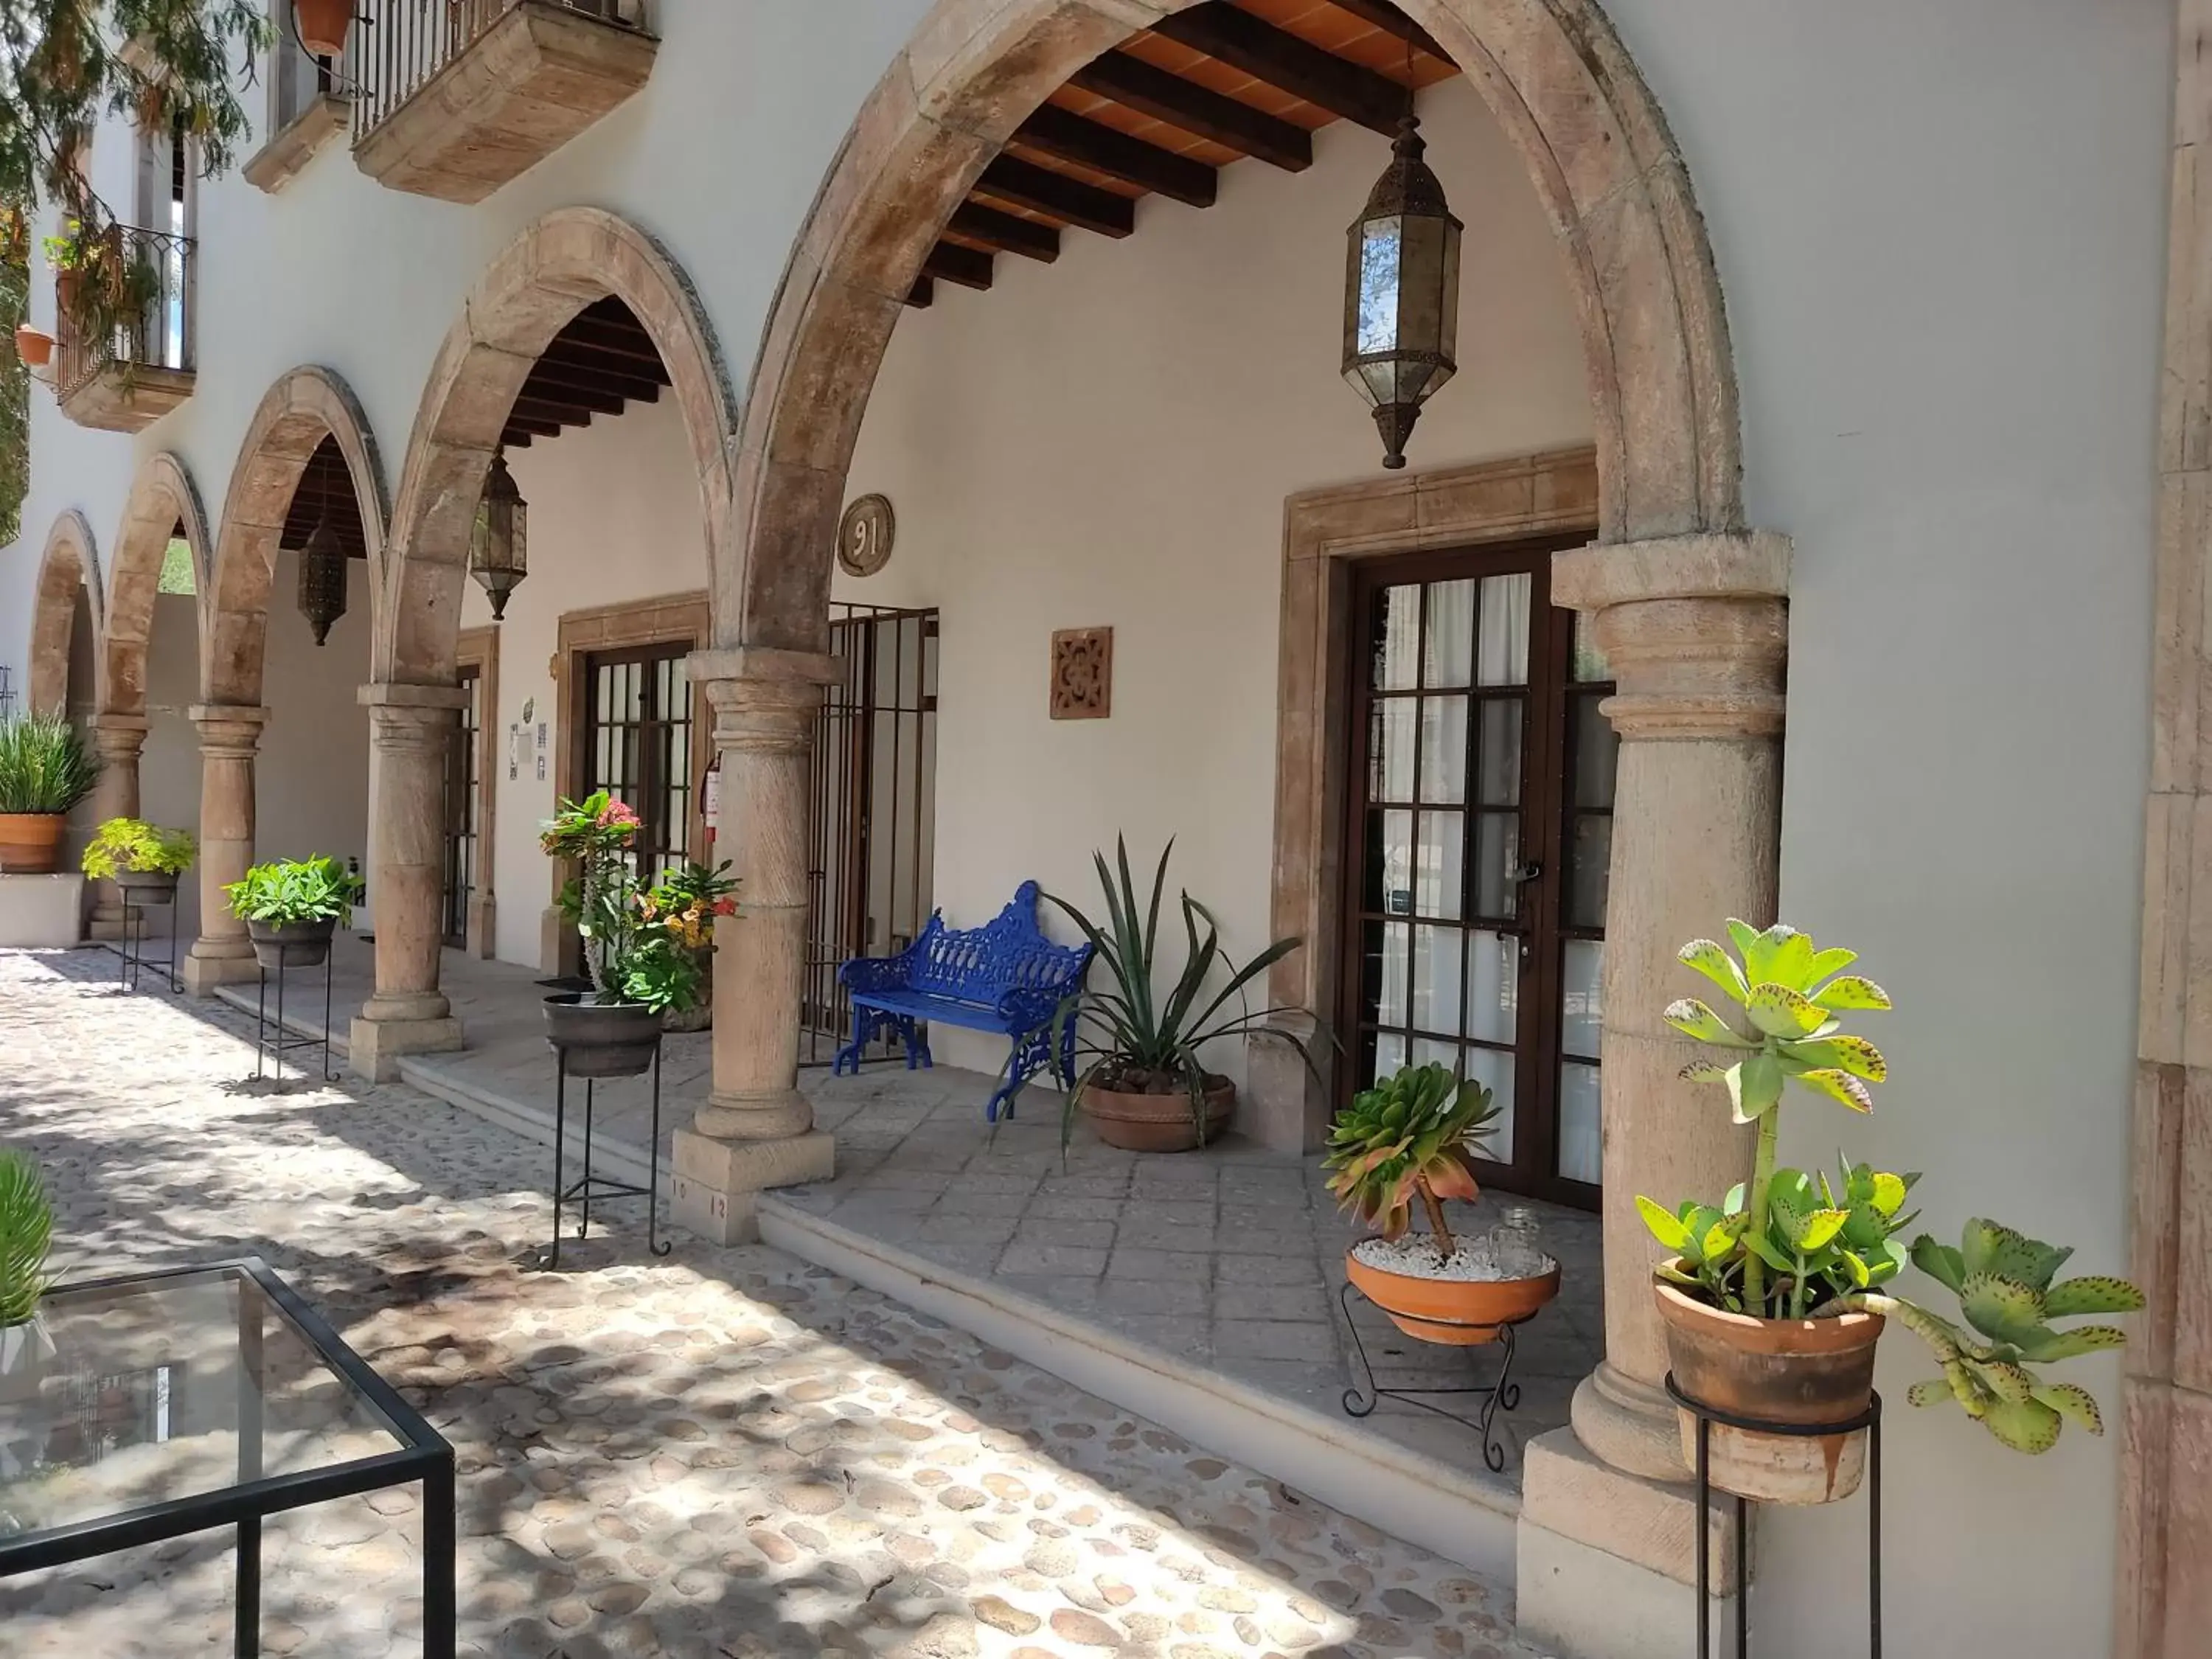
xmin=1322 ymin=1062 xmax=1500 ymax=1256
xmin=222 ymin=855 xmax=363 ymax=928
xmin=543 ymin=793 xmax=727 ymax=1015
xmin=0 ymin=710 xmax=98 ymax=813
xmin=1638 ymin=1156 xmax=1917 ymax=1318
xmin=1047 ymin=836 xmax=1306 ymax=1148
xmin=1874 ymin=1219 xmax=2145 ymax=1454
xmin=0 ymin=1150 xmax=53 ymax=1328
xmin=80 ymin=815 xmax=195 ymax=880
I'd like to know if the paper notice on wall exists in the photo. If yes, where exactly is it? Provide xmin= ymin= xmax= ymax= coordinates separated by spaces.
xmin=703 ymin=767 xmax=721 ymax=832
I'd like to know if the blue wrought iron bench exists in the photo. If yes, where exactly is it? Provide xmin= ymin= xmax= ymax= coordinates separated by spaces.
xmin=833 ymin=881 xmax=1093 ymax=1122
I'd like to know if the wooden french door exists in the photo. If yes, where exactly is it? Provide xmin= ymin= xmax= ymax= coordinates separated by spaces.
xmin=580 ymin=641 xmax=695 ymax=886
xmin=439 ymin=665 xmax=482 ymax=950
xmin=1340 ymin=538 xmax=1618 ymax=1209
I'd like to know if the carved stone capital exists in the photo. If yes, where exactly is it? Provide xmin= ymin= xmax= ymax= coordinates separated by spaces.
xmin=1554 ymin=532 xmax=1791 ymax=741
xmin=361 ymin=682 xmax=466 ymax=754
xmin=188 ymin=704 xmax=268 ymax=759
xmin=689 ymin=647 xmax=840 ymax=754
xmin=89 ymin=712 xmax=150 ymax=763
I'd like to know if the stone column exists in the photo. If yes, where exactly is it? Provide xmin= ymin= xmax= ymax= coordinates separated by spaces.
xmin=349 ymin=684 xmax=467 ymax=1081
xmin=181 ymin=706 xmax=266 ymax=995
xmin=1515 ymin=532 xmax=1790 ymax=1659
xmin=671 ymin=647 xmax=839 ymax=1244
xmin=85 ymin=713 xmax=149 ymax=940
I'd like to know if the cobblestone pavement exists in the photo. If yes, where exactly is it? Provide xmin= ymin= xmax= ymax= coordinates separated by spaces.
xmin=0 ymin=951 xmax=1550 ymax=1658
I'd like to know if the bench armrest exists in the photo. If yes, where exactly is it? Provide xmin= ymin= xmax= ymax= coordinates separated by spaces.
xmin=839 ymin=947 xmax=917 ymax=994
xmin=996 ymin=981 xmax=1080 ymax=1034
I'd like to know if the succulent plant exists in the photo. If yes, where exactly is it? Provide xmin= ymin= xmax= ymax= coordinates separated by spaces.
xmin=1324 ymin=1062 xmax=1501 ymax=1256
xmin=1643 ymin=1157 xmax=1917 ymax=1318
xmin=0 ymin=1151 xmax=53 ymax=1329
xmin=1877 ymin=1219 xmax=2143 ymax=1453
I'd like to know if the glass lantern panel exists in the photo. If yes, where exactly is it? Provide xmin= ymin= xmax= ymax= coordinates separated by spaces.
xmin=1354 ymin=215 xmax=1405 ymax=356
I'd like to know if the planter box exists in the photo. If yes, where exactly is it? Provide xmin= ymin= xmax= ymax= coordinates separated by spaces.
xmin=0 ymin=874 xmax=85 ymax=947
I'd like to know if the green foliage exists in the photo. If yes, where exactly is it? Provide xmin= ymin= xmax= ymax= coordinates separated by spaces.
xmin=1048 ymin=836 xmax=1305 ymax=1150
xmin=1882 ymin=1219 xmax=2144 ymax=1454
xmin=156 ymin=535 xmax=194 ymax=594
xmin=222 ymin=854 xmax=361 ymax=928
xmin=1640 ymin=922 xmax=1893 ymax=1312
xmin=0 ymin=1150 xmax=53 ymax=1327
xmin=80 ymin=815 xmax=193 ymax=878
xmin=0 ymin=246 xmax=24 ymax=548
xmin=1644 ymin=1157 xmax=1917 ymax=1318
xmin=543 ymin=794 xmax=731 ymax=1014
xmin=1322 ymin=1062 xmax=1499 ymax=1254
xmin=0 ymin=710 xmax=98 ymax=813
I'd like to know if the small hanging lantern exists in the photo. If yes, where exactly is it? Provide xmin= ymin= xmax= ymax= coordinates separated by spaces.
xmin=296 ymin=512 xmax=347 ymax=647
xmin=1343 ymin=104 xmax=1463 ymax=470
xmin=470 ymin=448 xmax=528 ymax=621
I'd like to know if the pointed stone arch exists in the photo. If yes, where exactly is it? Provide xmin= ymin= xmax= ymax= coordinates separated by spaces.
xmin=205 ymin=365 xmax=390 ymax=707
xmin=102 ymin=452 xmax=212 ymax=719
xmin=28 ymin=509 xmax=102 ymax=717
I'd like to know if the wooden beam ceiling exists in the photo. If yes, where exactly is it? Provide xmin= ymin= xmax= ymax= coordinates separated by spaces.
xmin=500 ymin=295 xmax=673 ymax=450
xmin=279 ymin=435 xmax=372 ymax=561
xmin=910 ymin=0 xmax=1459 ymax=309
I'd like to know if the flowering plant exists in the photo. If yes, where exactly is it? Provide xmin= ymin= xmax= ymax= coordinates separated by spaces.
xmin=541 ymin=793 xmax=737 ymax=1013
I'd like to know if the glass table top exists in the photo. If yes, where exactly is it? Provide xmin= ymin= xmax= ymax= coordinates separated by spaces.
xmin=0 ymin=1263 xmax=412 ymax=1544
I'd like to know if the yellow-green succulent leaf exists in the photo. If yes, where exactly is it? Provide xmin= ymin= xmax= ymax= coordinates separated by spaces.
xmin=1795 ymin=1068 xmax=1874 ymax=1113
xmin=1806 ymin=945 xmax=1858 ymax=987
xmin=1763 ymin=930 xmax=1818 ymax=994
xmin=1906 ymin=1378 xmax=1954 ymax=1409
xmin=1745 ymin=983 xmax=1825 ymax=1040
xmin=1960 ymin=1273 xmax=2049 ymax=1346
xmin=1980 ymin=1397 xmax=2063 ymax=1454
xmin=1777 ymin=1035 xmax=1888 ymax=1082
xmin=1664 ymin=999 xmax=1756 ymax=1048
xmin=1795 ymin=1208 xmax=1851 ymax=1252
xmin=1680 ymin=1061 xmax=1731 ymax=1085
xmin=1911 ymin=1236 xmax=1968 ymax=1294
xmin=1637 ymin=1194 xmax=1693 ymax=1253
xmin=2040 ymin=1276 xmax=2148 ymax=1318
xmin=1812 ymin=975 xmax=1893 ymax=1012
xmin=1968 ymin=1358 xmax=2037 ymax=1404
xmin=1723 ymin=919 xmax=1762 ymax=962
xmin=2031 ymin=1382 xmax=2105 ymax=1436
xmin=1961 ymin=1220 xmax=2072 ymax=1290
xmin=1870 ymin=1171 xmax=1909 ymax=1217
xmin=2015 ymin=1325 xmax=2129 ymax=1364
xmin=1678 ymin=939 xmax=1750 ymax=1005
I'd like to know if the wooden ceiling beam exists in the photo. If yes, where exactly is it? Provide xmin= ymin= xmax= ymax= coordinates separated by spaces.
xmin=523 ymin=357 xmax=666 ymax=404
xmin=975 ymin=155 xmax=1135 ymax=238
xmin=923 ymin=240 xmax=995 ymax=291
xmin=1015 ymin=105 xmax=1217 ymax=208
xmin=543 ymin=320 xmax=670 ymax=375
xmin=1151 ymin=4 xmax=1405 ymax=136
xmin=501 ymin=410 xmax=564 ymax=439
xmin=1069 ymin=50 xmax=1312 ymax=171
xmin=1323 ymin=0 xmax=1449 ymax=60
xmin=947 ymin=201 xmax=1062 ymax=262
xmin=905 ymin=276 xmax=935 ymax=308
xmin=515 ymin=380 xmax=627 ymax=419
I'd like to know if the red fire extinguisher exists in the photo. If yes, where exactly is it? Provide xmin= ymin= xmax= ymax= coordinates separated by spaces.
xmin=702 ymin=753 xmax=723 ymax=851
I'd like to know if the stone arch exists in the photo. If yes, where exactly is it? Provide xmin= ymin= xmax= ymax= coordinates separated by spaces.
xmin=205 ymin=366 xmax=390 ymax=706
xmin=723 ymin=0 xmax=1742 ymax=650
xmin=28 ymin=509 xmax=103 ymax=716
xmin=102 ymin=452 xmax=212 ymax=718
xmin=374 ymin=206 xmax=736 ymax=688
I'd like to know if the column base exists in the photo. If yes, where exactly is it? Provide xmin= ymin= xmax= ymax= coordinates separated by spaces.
xmin=1573 ymin=1360 xmax=1694 ymax=1483
xmin=181 ymin=947 xmax=258 ymax=996
xmin=348 ymin=1013 xmax=464 ymax=1082
xmin=87 ymin=910 xmax=125 ymax=942
xmin=1516 ymin=1427 xmax=1744 ymax=1659
xmin=694 ymin=1089 xmax=816 ymax=1142
xmin=670 ymin=1127 xmax=835 ymax=1245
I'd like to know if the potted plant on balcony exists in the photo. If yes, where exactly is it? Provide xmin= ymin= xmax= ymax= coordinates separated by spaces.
xmin=12 ymin=324 xmax=52 ymax=369
xmin=1639 ymin=920 xmax=2146 ymax=1503
xmin=223 ymin=855 xmax=364 ymax=968
xmin=0 ymin=712 xmax=100 ymax=874
xmin=1324 ymin=1061 xmax=1559 ymax=1344
xmin=291 ymin=0 xmax=355 ymax=58
xmin=1049 ymin=837 xmax=1304 ymax=1152
xmin=81 ymin=817 xmax=197 ymax=899
xmin=0 ymin=1150 xmax=55 ymax=1405
xmin=641 ymin=858 xmax=739 ymax=1034
xmin=541 ymin=791 xmax=718 ymax=1076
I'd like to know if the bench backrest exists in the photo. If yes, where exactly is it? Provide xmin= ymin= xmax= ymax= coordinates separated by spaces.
xmin=908 ymin=880 xmax=1089 ymax=1004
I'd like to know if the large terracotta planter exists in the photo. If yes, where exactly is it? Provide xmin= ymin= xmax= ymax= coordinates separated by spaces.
xmin=1655 ymin=1276 xmax=1885 ymax=1505
xmin=1346 ymin=1246 xmax=1560 ymax=1346
xmin=1079 ymin=1074 xmax=1234 ymax=1152
xmin=293 ymin=0 xmax=354 ymax=57
xmin=0 ymin=813 xmax=65 ymax=874
xmin=248 ymin=917 xmax=337 ymax=970
xmin=13 ymin=324 xmax=52 ymax=368
xmin=544 ymin=993 xmax=662 ymax=1079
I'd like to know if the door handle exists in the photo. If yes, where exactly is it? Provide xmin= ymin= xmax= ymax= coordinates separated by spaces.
xmin=1511 ymin=861 xmax=1544 ymax=885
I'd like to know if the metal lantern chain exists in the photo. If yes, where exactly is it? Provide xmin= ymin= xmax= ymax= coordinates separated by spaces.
xmin=470 ymin=449 xmax=529 ymax=622
xmin=296 ymin=513 xmax=347 ymax=647
xmin=1343 ymin=58 xmax=1463 ymax=471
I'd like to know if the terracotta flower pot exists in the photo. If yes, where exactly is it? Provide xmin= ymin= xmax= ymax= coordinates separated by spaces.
xmin=0 ymin=813 xmax=66 ymax=874
xmin=13 ymin=324 xmax=52 ymax=368
xmin=54 ymin=269 xmax=79 ymax=315
xmin=544 ymin=992 xmax=662 ymax=1078
xmin=248 ymin=917 xmax=337 ymax=970
xmin=293 ymin=0 xmax=354 ymax=57
xmin=114 ymin=867 xmax=179 ymax=899
xmin=1655 ymin=1275 xmax=1885 ymax=1505
xmin=1346 ymin=1246 xmax=1561 ymax=1347
xmin=1079 ymin=1074 xmax=1234 ymax=1152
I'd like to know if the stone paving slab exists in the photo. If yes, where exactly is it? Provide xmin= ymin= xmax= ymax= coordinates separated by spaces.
xmin=1 ymin=949 xmax=1556 ymax=1658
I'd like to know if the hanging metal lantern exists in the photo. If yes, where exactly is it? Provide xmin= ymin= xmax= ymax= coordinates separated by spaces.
xmin=296 ymin=512 xmax=347 ymax=647
xmin=470 ymin=449 xmax=528 ymax=621
xmin=1343 ymin=108 xmax=1462 ymax=470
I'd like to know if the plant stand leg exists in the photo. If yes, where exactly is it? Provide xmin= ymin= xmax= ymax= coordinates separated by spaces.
xmin=648 ymin=1040 xmax=670 ymax=1257
xmin=1336 ymin=1281 xmax=1524 ymax=1474
xmin=255 ymin=965 xmax=269 ymax=1082
xmin=578 ymin=1079 xmax=596 ymax=1242
xmin=547 ymin=1060 xmax=568 ymax=1270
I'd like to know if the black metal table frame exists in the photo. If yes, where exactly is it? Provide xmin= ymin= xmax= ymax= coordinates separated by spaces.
xmin=0 ymin=1256 xmax=456 ymax=1658
xmin=1337 ymin=1280 xmax=1535 ymax=1474
xmin=116 ymin=890 xmax=179 ymax=994
xmin=254 ymin=948 xmax=335 ymax=1085
xmin=546 ymin=1039 xmax=672 ymax=1269
xmin=1666 ymin=1373 xmax=1883 ymax=1658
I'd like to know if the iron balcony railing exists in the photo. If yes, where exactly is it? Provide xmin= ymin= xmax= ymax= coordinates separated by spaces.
xmin=54 ymin=225 xmax=195 ymax=400
xmin=352 ymin=0 xmax=651 ymax=139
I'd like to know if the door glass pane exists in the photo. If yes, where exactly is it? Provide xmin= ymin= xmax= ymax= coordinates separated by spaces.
xmin=1466 ymin=1045 xmax=1515 ymax=1158
xmin=1422 ymin=579 xmax=1475 ymax=688
xmin=1464 ymin=930 xmax=1516 ymax=1044
xmin=1475 ymin=814 xmax=1519 ymax=920
xmin=1477 ymin=573 xmax=1531 ymax=687
xmin=1371 ymin=1030 xmax=1407 ymax=1085
xmin=1568 ymin=815 xmax=1611 ymax=931
xmin=1372 ymin=587 xmax=1420 ymax=690
xmin=1413 ymin=810 xmax=1464 ymax=917
xmin=1373 ymin=699 xmax=1416 ymax=801
xmin=1571 ymin=611 xmax=1610 ymax=683
xmin=1411 ymin=1036 xmax=1462 ymax=1076
xmin=1368 ymin=921 xmax=1410 ymax=1027
xmin=1559 ymin=1062 xmax=1601 ymax=1184
xmin=1562 ymin=939 xmax=1603 ymax=1060
xmin=1419 ymin=696 xmax=1468 ymax=804
xmin=1377 ymin=810 xmax=1414 ymax=916
xmin=1478 ymin=698 xmax=1522 ymax=807
xmin=1411 ymin=924 xmax=1462 ymax=1032
xmin=1571 ymin=695 xmax=1618 ymax=810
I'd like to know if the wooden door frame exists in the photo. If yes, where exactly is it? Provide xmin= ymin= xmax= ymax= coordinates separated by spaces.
xmin=1249 ymin=447 xmax=1601 ymax=1156
xmin=453 ymin=625 xmax=498 ymax=959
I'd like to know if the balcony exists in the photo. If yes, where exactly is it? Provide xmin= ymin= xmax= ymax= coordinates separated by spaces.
xmin=52 ymin=226 xmax=195 ymax=434
xmin=352 ymin=0 xmax=657 ymax=204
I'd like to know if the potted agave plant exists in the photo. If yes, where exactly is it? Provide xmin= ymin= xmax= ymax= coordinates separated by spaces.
xmin=1050 ymin=837 xmax=1304 ymax=1152
xmin=81 ymin=817 xmax=197 ymax=899
xmin=541 ymin=792 xmax=722 ymax=1076
xmin=0 ymin=1150 xmax=55 ymax=1406
xmin=1325 ymin=1062 xmax=1558 ymax=1344
xmin=0 ymin=712 xmax=100 ymax=874
xmin=223 ymin=855 xmax=364 ymax=968
xmin=1642 ymin=920 xmax=2144 ymax=1503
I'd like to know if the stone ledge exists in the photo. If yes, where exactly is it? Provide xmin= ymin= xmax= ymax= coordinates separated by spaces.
xmin=1520 ymin=1425 xmax=1739 ymax=1587
xmin=243 ymin=95 xmax=352 ymax=193
xmin=1552 ymin=531 xmax=1792 ymax=613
